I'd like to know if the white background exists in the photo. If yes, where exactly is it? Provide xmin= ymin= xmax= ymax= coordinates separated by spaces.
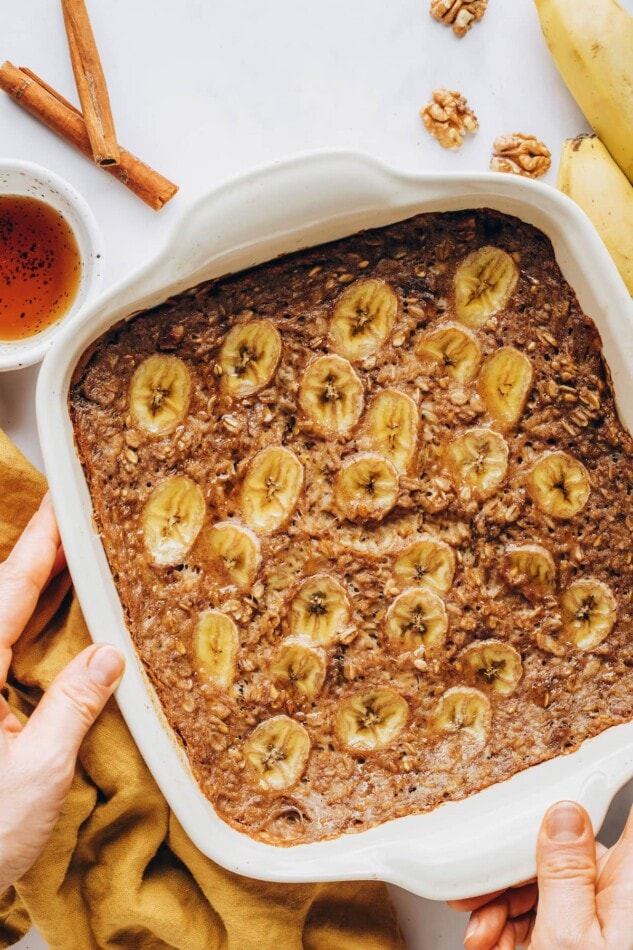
xmin=2 ymin=0 xmax=633 ymax=947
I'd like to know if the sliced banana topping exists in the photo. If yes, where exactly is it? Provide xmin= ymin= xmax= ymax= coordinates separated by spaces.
xmin=298 ymin=354 xmax=364 ymax=435
xmin=142 ymin=476 xmax=206 ymax=566
xmin=461 ymin=640 xmax=523 ymax=696
xmin=218 ymin=320 xmax=282 ymax=397
xmin=330 ymin=278 xmax=398 ymax=360
xmin=416 ymin=322 xmax=482 ymax=384
xmin=334 ymin=452 xmax=399 ymax=522
xmin=241 ymin=446 xmax=304 ymax=533
xmin=193 ymin=609 xmax=239 ymax=689
xmin=244 ymin=715 xmax=311 ymax=791
xmin=454 ymin=246 xmax=519 ymax=328
xmin=269 ymin=639 xmax=327 ymax=699
xmin=129 ymin=354 xmax=191 ymax=435
xmin=384 ymin=587 xmax=448 ymax=654
xmin=445 ymin=427 xmax=509 ymax=500
xmin=289 ymin=574 xmax=351 ymax=645
xmin=526 ymin=451 xmax=591 ymax=519
xmin=201 ymin=521 xmax=261 ymax=589
xmin=561 ymin=578 xmax=617 ymax=651
xmin=503 ymin=543 xmax=556 ymax=598
xmin=336 ymin=688 xmax=408 ymax=752
xmin=479 ymin=347 xmax=533 ymax=431
xmin=432 ymin=686 xmax=491 ymax=743
xmin=393 ymin=535 xmax=456 ymax=594
xmin=365 ymin=389 xmax=418 ymax=474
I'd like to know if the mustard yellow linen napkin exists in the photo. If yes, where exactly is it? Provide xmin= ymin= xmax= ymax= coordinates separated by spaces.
xmin=0 ymin=431 xmax=405 ymax=950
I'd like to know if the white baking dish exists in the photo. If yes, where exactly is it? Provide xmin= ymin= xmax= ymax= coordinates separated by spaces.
xmin=36 ymin=151 xmax=633 ymax=901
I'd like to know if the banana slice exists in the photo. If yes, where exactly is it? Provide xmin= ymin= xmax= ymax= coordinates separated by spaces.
xmin=269 ymin=639 xmax=327 ymax=699
xmin=432 ymin=686 xmax=491 ymax=743
xmin=503 ymin=543 xmax=556 ymax=598
xmin=298 ymin=354 xmax=364 ymax=435
xmin=289 ymin=574 xmax=351 ymax=645
xmin=461 ymin=640 xmax=523 ymax=696
xmin=365 ymin=389 xmax=418 ymax=474
xmin=193 ymin=609 xmax=239 ymax=688
xmin=218 ymin=320 xmax=282 ymax=397
xmin=445 ymin=427 xmax=509 ymax=500
xmin=479 ymin=347 xmax=533 ymax=431
xmin=526 ymin=451 xmax=590 ymax=519
xmin=330 ymin=278 xmax=398 ymax=360
xmin=384 ymin=587 xmax=448 ymax=654
xmin=142 ymin=476 xmax=206 ymax=566
xmin=416 ymin=323 xmax=482 ymax=384
xmin=334 ymin=452 xmax=399 ymax=522
xmin=561 ymin=578 xmax=617 ymax=651
xmin=129 ymin=354 xmax=191 ymax=435
xmin=202 ymin=521 xmax=261 ymax=589
xmin=241 ymin=446 xmax=304 ymax=533
xmin=393 ymin=535 xmax=456 ymax=594
xmin=336 ymin=688 xmax=409 ymax=752
xmin=454 ymin=246 xmax=519 ymax=328
xmin=244 ymin=716 xmax=311 ymax=791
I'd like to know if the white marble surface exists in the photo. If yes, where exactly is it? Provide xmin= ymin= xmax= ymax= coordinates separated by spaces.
xmin=3 ymin=0 xmax=633 ymax=947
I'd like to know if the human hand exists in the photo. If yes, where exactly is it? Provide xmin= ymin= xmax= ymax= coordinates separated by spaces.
xmin=0 ymin=494 xmax=125 ymax=892
xmin=449 ymin=799 xmax=633 ymax=949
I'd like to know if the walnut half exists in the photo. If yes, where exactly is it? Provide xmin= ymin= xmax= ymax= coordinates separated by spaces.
xmin=430 ymin=0 xmax=489 ymax=37
xmin=421 ymin=89 xmax=479 ymax=150
xmin=490 ymin=134 xmax=552 ymax=179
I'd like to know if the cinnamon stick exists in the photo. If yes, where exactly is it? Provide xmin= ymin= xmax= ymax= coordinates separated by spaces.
xmin=61 ymin=0 xmax=120 ymax=165
xmin=0 ymin=62 xmax=178 ymax=211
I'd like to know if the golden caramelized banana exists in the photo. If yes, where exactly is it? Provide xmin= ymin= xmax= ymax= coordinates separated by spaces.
xmin=479 ymin=346 xmax=533 ymax=430
xmin=298 ymin=354 xmax=364 ymax=435
xmin=334 ymin=452 xmax=399 ymax=522
xmin=330 ymin=278 xmax=398 ymax=360
xmin=393 ymin=535 xmax=456 ymax=594
xmin=142 ymin=476 xmax=206 ymax=566
xmin=445 ymin=427 xmax=509 ymax=500
xmin=201 ymin=521 xmax=261 ymax=589
xmin=503 ymin=543 xmax=556 ymax=599
xmin=241 ymin=446 xmax=304 ymax=533
xmin=461 ymin=640 xmax=523 ymax=696
xmin=336 ymin=688 xmax=409 ymax=752
xmin=454 ymin=246 xmax=519 ymax=327
xmin=526 ymin=451 xmax=591 ymax=518
xmin=129 ymin=354 xmax=191 ymax=434
xmin=193 ymin=609 xmax=239 ymax=688
xmin=218 ymin=320 xmax=282 ymax=397
xmin=365 ymin=389 xmax=419 ymax=474
xmin=432 ymin=686 xmax=491 ymax=743
xmin=289 ymin=574 xmax=351 ymax=645
xmin=269 ymin=639 xmax=327 ymax=699
xmin=561 ymin=578 xmax=617 ymax=651
xmin=416 ymin=322 xmax=482 ymax=383
xmin=384 ymin=587 xmax=448 ymax=654
xmin=244 ymin=716 xmax=311 ymax=791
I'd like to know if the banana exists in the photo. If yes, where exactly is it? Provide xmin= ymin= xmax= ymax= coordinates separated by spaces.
xmin=289 ymin=573 xmax=351 ymax=645
xmin=336 ymin=687 xmax=409 ymax=752
xmin=384 ymin=587 xmax=448 ymax=654
xmin=243 ymin=715 xmax=311 ymax=791
xmin=298 ymin=354 xmax=364 ymax=435
xmin=558 ymin=135 xmax=633 ymax=294
xmin=142 ymin=476 xmax=206 ymax=566
xmin=526 ymin=451 xmax=590 ymax=518
xmin=365 ymin=389 xmax=419 ymax=474
xmin=240 ymin=446 xmax=304 ymax=533
xmin=479 ymin=347 xmax=533 ymax=431
xmin=503 ymin=543 xmax=556 ymax=598
xmin=454 ymin=246 xmax=519 ymax=328
xmin=330 ymin=278 xmax=398 ymax=360
xmin=193 ymin=609 xmax=239 ymax=688
xmin=445 ymin=427 xmax=509 ymax=500
xmin=461 ymin=640 xmax=523 ymax=696
xmin=432 ymin=686 xmax=491 ymax=743
xmin=393 ymin=535 xmax=456 ymax=594
xmin=217 ymin=320 xmax=282 ymax=397
xmin=533 ymin=0 xmax=633 ymax=186
xmin=268 ymin=639 xmax=327 ymax=699
xmin=334 ymin=453 xmax=400 ymax=522
xmin=129 ymin=354 xmax=191 ymax=435
xmin=416 ymin=322 xmax=482 ymax=383
xmin=201 ymin=521 xmax=261 ymax=589
xmin=561 ymin=578 xmax=617 ymax=650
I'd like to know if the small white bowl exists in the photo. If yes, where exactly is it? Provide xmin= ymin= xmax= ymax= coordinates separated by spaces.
xmin=0 ymin=159 xmax=104 ymax=371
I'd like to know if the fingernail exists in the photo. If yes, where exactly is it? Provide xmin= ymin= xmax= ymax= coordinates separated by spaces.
xmin=88 ymin=645 xmax=125 ymax=687
xmin=545 ymin=801 xmax=585 ymax=842
xmin=465 ymin=911 xmax=479 ymax=943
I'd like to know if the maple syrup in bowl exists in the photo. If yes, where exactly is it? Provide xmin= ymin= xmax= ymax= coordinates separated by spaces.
xmin=0 ymin=160 xmax=104 ymax=370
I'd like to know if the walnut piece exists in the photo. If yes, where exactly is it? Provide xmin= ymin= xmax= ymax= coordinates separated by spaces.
xmin=430 ymin=0 xmax=489 ymax=37
xmin=490 ymin=134 xmax=552 ymax=179
xmin=421 ymin=89 xmax=479 ymax=150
